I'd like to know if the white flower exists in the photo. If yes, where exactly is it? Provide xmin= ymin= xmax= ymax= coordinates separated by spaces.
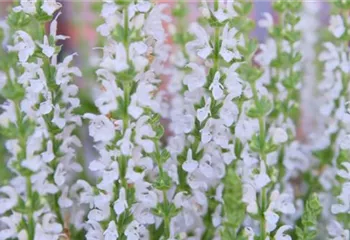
xmin=22 ymin=155 xmax=42 ymax=172
xmin=85 ymin=220 xmax=103 ymax=240
xmin=209 ymin=72 xmax=224 ymax=100
xmin=41 ymin=0 xmax=61 ymax=16
xmin=114 ymin=187 xmax=128 ymax=216
xmin=7 ymin=31 xmax=35 ymax=63
xmin=125 ymin=220 xmax=148 ymax=240
xmin=254 ymin=162 xmax=271 ymax=190
xmin=272 ymin=128 xmax=288 ymax=144
xmin=55 ymin=53 xmax=82 ymax=85
xmin=54 ymin=163 xmax=66 ymax=186
xmin=183 ymin=63 xmax=206 ymax=92
xmin=197 ymin=97 xmax=211 ymax=122
xmin=37 ymin=36 xmax=55 ymax=58
xmin=265 ymin=210 xmax=279 ymax=233
xmin=144 ymin=4 xmax=170 ymax=43
xmin=213 ymin=124 xmax=230 ymax=149
xmin=52 ymin=106 xmax=66 ymax=129
xmin=339 ymin=134 xmax=350 ymax=150
xmin=272 ymin=191 xmax=296 ymax=214
xmin=213 ymin=8 xmax=228 ymax=22
xmin=50 ymin=13 xmax=69 ymax=41
xmin=329 ymin=15 xmax=345 ymax=38
xmin=117 ymin=128 xmax=134 ymax=156
xmin=338 ymin=162 xmax=350 ymax=180
xmin=275 ymin=225 xmax=292 ymax=240
xmin=97 ymin=161 xmax=120 ymax=190
xmin=331 ymin=183 xmax=350 ymax=214
xmin=258 ymin=12 xmax=274 ymax=29
xmin=220 ymin=95 xmax=239 ymax=127
xmin=42 ymin=213 xmax=63 ymax=234
xmin=88 ymin=206 xmax=110 ymax=222
xmin=186 ymin=22 xmax=212 ymax=59
xmin=242 ymin=184 xmax=258 ymax=214
xmin=84 ymin=113 xmax=115 ymax=142
xmin=201 ymin=118 xmax=216 ymax=144
xmin=220 ymin=24 xmax=241 ymax=62
xmin=104 ymin=221 xmax=118 ymax=240
xmin=0 ymin=216 xmax=17 ymax=239
xmin=135 ymin=116 xmax=155 ymax=153
xmin=96 ymin=2 xmax=118 ymax=36
xmin=100 ymin=41 xmax=129 ymax=73
xmin=182 ymin=149 xmax=198 ymax=173
xmin=95 ymin=78 xmax=123 ymax=115
xmin=235 ymin=118 xmax=259 ymax=142
xmin=70 ymin=180 xmax=93 ymax=204
xmin=244 ymin=227 xmax=255 ymax=240
xmin=199 ymin=154 xmax=215 ymax=178
xmin=175 ymin=114 xmax=194 ymax=134
xmin=129 ymin=42 xmax=149 ymax=71
xmin=0 ymin=186 xmax=17 ymax=214
xmin=58 ymin=187 xmax=73 ymax=208
xmin=13 ymin=0 xmax=37 ymax=15
xmin=328 ymin=220 xmax=350 ymax=240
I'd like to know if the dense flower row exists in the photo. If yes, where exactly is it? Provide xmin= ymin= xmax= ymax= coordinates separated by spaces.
xmin=0 ymin=0 xmax=349 ymax=240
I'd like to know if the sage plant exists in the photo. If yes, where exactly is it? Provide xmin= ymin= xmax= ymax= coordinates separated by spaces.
xmin=0 ymin=0 xmax=349 ymax=240
xmin=0 ymin=0 xmax=82 ymax=239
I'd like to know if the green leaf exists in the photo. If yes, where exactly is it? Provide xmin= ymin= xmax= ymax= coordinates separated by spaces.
xmin=160 ymin=149 xmax=171 ymax=164
xmin=234 ymin=139 xmax=243 ymax=159
xmin=7 ymin=11 xmax=31 ymax=28
xmin=249 ymin=134 xmax=263 ymax=153
xmin=153 ymin=172 xmax=172 ymax=191
xmin=282 ymin=72 xmax=301 ymax=89
xmin=247 ymin=96 xmax=273 ymax=118
xmin=1 ymin=81 xmax=25 ymax=101
xmin=296 ymin=194 xmax=322 ymax=240
xmin=13 ymin=197 xmax=26 ymax=214
xmin=221 ymin=169 xmax=246 ymax=239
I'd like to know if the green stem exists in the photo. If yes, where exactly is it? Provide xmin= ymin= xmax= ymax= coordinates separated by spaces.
xmin=251 ymin=77 xmax=268 ymax=240
xmin=14 ymin=99 xmax=35 ymax=239
xmin=124 ymin=5 xmax=129 ymax=52
xmin=26 ymin=177 xmax=35 ymax=240
xmin=260 ymin=187 xmax=267 ymax=240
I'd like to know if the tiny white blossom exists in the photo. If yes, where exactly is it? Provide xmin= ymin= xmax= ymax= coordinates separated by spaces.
xmin=182 ymin=149 xmax=198 ymax=173
xmin=84 ymin=113 xmax=116 ymax=142
xmin=338 ymin=162 xmax=350 ymax=180
xmin=272 ymin=128 xmax=288 ymax=144
xmin=275 ymin=225 xmax=292 ymax=240
xmin=13 ymin=0 xmax=36 ymax=15
xmin=265 ymin=210 xmax=279 ymax=233
xmin=37 ymin=36 xmax=55 ymax=58
xmin=220 ymin=24 xmax=241 ymax=62
xmin=331 ymin=182 xmax=350 ymax=214
xmin=104 ymin=221 xmax=119 ymax=240
xmin=100 ymin=41 xmax=129 ymax=73
xmin=339 ymin=134 xmax=350 ymax=150
xmin=186 ymin=22 xmax=212 ymax=59
xmin=183 ymin=63 xmax=206 ymax=92
xmin=0 ymin=186 xmax=17 ymax=214
xmin=8 ymin=31 xmax=35 ymax=63
xmin=114 ymin=187 xmax=128 ymax=216
xmin=329 ymin=15 xmax=345 ymax=38
xmin=220 ymin=96 xmax=239 ymax=126
xmin=41 ymin=0 xmax=61 ymax=16
xmin=209 ymin=72 xmax=224 ymax=100
xmin=197 ymin=97 xmax=211 ymax=122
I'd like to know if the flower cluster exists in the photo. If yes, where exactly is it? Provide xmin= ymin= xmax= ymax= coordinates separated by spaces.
xmin=0 ymin=0 xmax=82 ymax=239
xmin=0 ymin=0 xmax=350 ymax=240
